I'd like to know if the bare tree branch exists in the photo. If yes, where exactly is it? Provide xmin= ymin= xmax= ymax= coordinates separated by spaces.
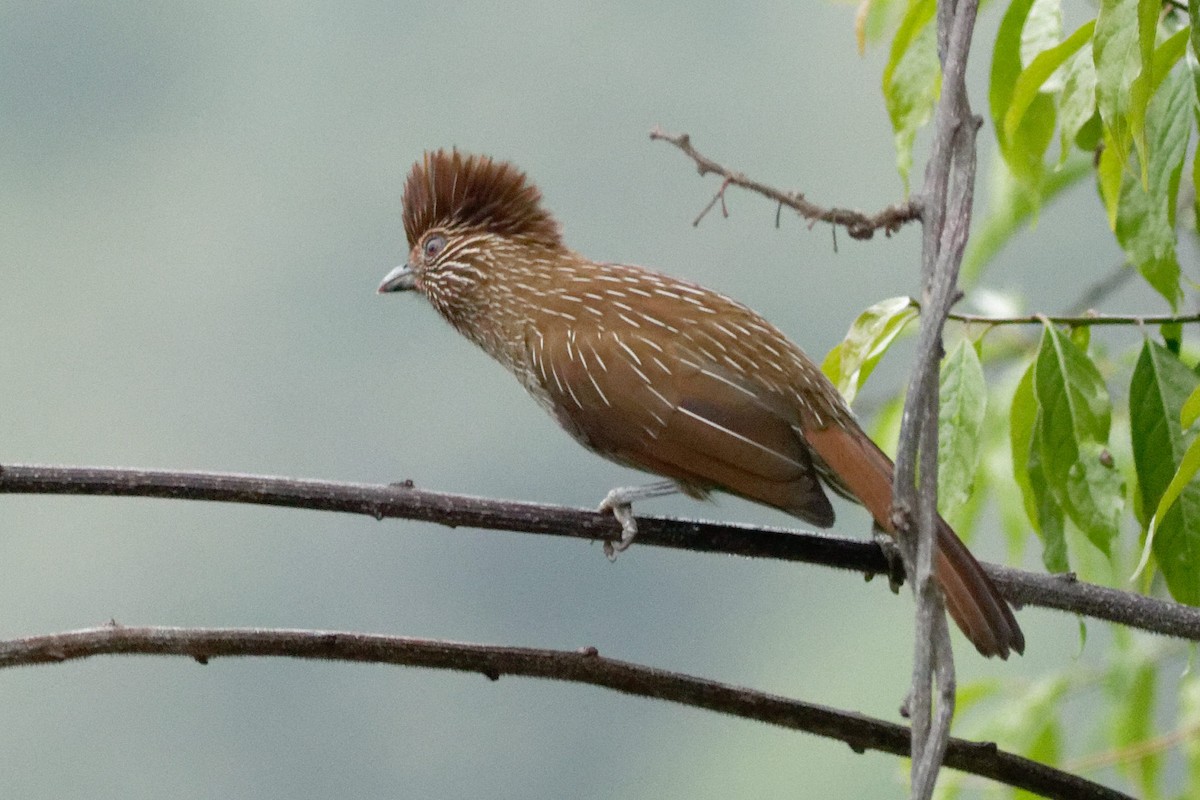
xmin=648 ymin=127 xmax=920 ymax=240
xmin=892 ymin=0 xmax=982 ymax=793
xmin=4 ymin=463 xmax=1200 ymax=643
xmin=0 ymin=624 xmax=1132 ymax=800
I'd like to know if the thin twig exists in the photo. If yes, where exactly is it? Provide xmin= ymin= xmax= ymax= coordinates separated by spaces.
xmin=649 ymin=127 xmax=920 ymax=240
xmin=0 ymin=624 xmax=1132 ymax=800
xmin=948 ymin=310 xmax=1200 ymax=327
xmin=1064 ymin=721 xmax=1200 ymax=773
xmin=4 ymin=464 xmax=1200 ymax=643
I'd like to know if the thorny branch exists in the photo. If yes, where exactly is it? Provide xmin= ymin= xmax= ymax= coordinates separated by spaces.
xmin=0 ymin=625 xmax=1130 ymax=800
xmin=649 ymin=127 xmax=920 ymax=239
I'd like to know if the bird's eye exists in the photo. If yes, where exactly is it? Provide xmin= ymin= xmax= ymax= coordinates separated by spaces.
xmin=423 ymin=234 xmax=447 ymax=262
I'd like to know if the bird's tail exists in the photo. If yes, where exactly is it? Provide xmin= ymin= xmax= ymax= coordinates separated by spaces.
xmin=934 ymin=515 xmax=1024 ymax=658
xmin=804 ymin=423 xmax=1025 ymax=658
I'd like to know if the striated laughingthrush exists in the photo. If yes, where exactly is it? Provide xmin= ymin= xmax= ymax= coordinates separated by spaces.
xmin=378 ymin=150 xmax=1024 ymax=659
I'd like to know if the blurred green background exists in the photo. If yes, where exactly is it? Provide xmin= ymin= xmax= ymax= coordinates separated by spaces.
xmin=0 ymin=2 xmax=1132 ymax=797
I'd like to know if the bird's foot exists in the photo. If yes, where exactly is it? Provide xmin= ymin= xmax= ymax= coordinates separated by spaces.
xmin=596 ymin=481 xmax=679 ymax=560
xmin=598 ymin=489 xmax=639 ymax=560
xmin=872 ymin=529 xmax=907 ymax=593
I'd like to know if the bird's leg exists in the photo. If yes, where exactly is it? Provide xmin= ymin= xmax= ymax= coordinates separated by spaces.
xmin=597 ymin=481 xmax=679 ymax=558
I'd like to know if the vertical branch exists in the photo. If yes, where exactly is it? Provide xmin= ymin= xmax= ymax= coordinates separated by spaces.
xmin=891 ymin=0 xmax=980 ymax=797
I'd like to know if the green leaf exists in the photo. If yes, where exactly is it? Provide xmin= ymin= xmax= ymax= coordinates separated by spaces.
xmin=1097 ymin=134 xmax=1125 ymax=226
xmin=1020 ymin=0 xmax=1063 ymax=77
xmin=1034 ymin=324 xmax=1123 ymax=555
xmin=1013 ymin=358 xmax=1069 ymax=570
xmin=990 ymin=0 xmax=1058 ymax=195
xmin=1124 ymin=0 xmax=1162 ymax=185
xmin=1150 ymin=27 xmax=1190 ymax=93
xmin=1093 ymin=0 xmax=1149 ymax=192
xmin=1058 ymin=44 xmax=1098 ymax=165
xmin=991 ymin=0 xmax=1033 ymax=146
xmin=938 ymin=340 xmax=987 ymax=516
xmin=1010 ymin=363 xmax=1040 ymax=526
xmin=1162 ymin=320 xmax=1184 ymax=354
xmin=1129 ymin=341 xmax=1200 ymax=604
xmin=1183 ymin=384 xmax=1200 ymax=428
xmin=821 ymin=297 xmax=918 ymax=405
xmin=1004 ymin=20 xmax=1096 ymax=147
xmin=856 ymin=0 xmax=906 ymax=54
xmin=1190 ymin=0 xmax=1200 ymax=81
xmin=869 ymin=393 xmax=905 ymax=460
xmin=1195 ymin=134 xmax=1200 ymax=243
xmin=1114 ymin=61 xmax=1190 ymax=310
xmin=1191 ymin=1 xmax=1200 ymax=229
xmin=1144 ymin=437 xmax=1200 ymax=603
xmin=882 ymin=0 xmax=939 ymax=189
xmin=986 ymin=380 xmax=1031 ymax=561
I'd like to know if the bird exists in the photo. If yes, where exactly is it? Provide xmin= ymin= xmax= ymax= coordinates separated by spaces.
xmin=377 ymin=149 xmax=1024 ymax=659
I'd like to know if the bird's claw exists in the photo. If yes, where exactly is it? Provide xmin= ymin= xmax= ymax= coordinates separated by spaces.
xmin=598 ymin=491 xmax=639 ymax=560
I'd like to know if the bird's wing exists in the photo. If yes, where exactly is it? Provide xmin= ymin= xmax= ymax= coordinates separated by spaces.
xmin=526 ymin=324 xmax=835 ymax=526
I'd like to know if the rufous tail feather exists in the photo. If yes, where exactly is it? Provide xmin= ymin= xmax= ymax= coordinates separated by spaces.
xmin=804 ymin=423 xmax=1024 ymax=658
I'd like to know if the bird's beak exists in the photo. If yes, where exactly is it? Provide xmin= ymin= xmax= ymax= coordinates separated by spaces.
xmin=377 ymin=263 xmax=417 ymax=293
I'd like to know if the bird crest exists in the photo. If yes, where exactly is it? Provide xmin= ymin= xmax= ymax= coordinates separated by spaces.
xmin=402 ymin=150 xmax=562 ymax=248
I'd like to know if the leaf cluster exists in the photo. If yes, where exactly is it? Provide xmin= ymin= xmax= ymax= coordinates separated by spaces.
xmin=840 ymin=4 xmax=1200 ymax=788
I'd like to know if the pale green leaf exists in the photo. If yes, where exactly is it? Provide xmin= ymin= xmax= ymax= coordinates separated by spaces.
xmin=1191 ymin=1 xmax=1200 ymax=230
xmin=1124 ymin=0 xmax=1161 ymax=185
xmin=821 ymin=297 xmax=918 ymax=404
xmin=1097 ymin=133 xmax=1125 ymax=227
xmin=1182 ymin=384 xmax=1200 ymax=428
xmin=991 ymin=0 xmax=1034 ymax=149
xmin=990 ymin=0 xmax=1058 ymax=195
xmin=1020 ymin=0 xmax=1063 ymax=74
xmin=1093 ymin=0 xmax=1145 ymax=181
xmin=938 ymin=340 xmax=987 ymax=516
xmin=856 ymin=0 xmax=907 ymax=54
xmin=882 ymin=0 xmax=939 ymax=189
xmin=1004 ymin=20 xmax=1096 ymax=146
xmin=1057 ymin=43 xmax=1098 ymax=165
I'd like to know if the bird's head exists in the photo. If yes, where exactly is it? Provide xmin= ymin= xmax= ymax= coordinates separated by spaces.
xmin=378 ymin=150 xmax=565 ymax=323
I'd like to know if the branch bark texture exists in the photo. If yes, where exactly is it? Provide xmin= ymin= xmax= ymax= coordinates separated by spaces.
xmin=0 ymin=625 xmax=1132 ymax=800
xmin=891 ymin=0 xmax=982 ymax=794
xmin=2 ymin=463 xmax=1197 ymax=642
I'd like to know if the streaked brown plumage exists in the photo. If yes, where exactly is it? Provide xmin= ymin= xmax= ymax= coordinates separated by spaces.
xmin=379 ymin=149 xmax=1024 ymax=659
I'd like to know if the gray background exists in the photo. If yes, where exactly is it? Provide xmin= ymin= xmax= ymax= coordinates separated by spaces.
xmin=1 ymin=2 xmax=1128 ymax=797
